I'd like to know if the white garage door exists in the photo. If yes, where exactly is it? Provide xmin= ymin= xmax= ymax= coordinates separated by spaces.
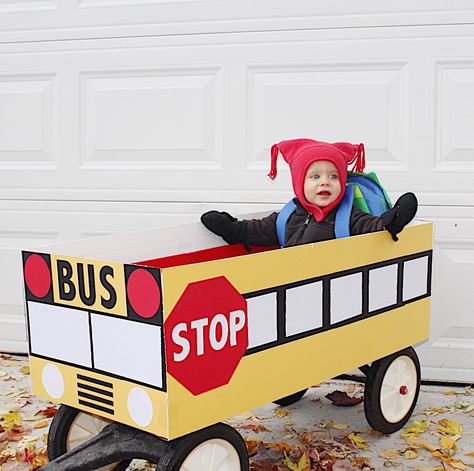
xmin=1 ymin=1 xmax=474 ymax=382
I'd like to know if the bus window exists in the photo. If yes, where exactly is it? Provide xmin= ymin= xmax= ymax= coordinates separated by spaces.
xmin=246 ymin=293 xmax=278 ymax=348
xmin=403 ymin=255 xmax=429 ymax=301
xmin=285 ymin=281 xmax=323 ymax=336
xmin=28 ymin=301 xmax=92 ymax=367
xmin=91 ymin=314 xmax=163 ymax=388
xmin=330 ymin=272 xmax=363 ymax=324
xmin=369 ymin=264 xmax=398 ymax=312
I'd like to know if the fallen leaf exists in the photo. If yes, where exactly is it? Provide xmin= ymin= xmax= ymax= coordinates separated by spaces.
xmin=347 ymin=433 xmax=369 ymax=451
xmin=35 ymin=407 xmax=57 ymax=418
xmin=330 ymin=420 xmax=349 ymax=430
xmin=333 ymin=459 xmax=359 ymax=470
xmin=403 ymin=449 xmax=417 ymax=459
xmin=443 ymin=390 xmax=459 ymax=396
xmin=240 ymin=421 xmax=269 ymax=433
xmin=400 ymin=420 xmax=429 ymax=438
xmin=437 ymin=418 xmax=463 ymax=436
xmin=33 ymin=420 xmax=49 ymax=429
xmin=284 ymin=451 xmax=308 ymax=471
xmin=464 ymin=452 xmax=474 ymax=458
xmin=379 ymin=449 xmax=400 ymax=460
xmin=0 ymin=412 xmax=22 ymax=428
xmin=424 ymin=407 xmax=446 ymax=416
xmin=273 ymin=408 xmax=289 ymax=418
xmin=19 ymin=366 xmax=30 ymax=375
xmin=326 ymin=391 xmax=363 ymax=407
xmin=404 ymin=436 xmax=438 ymax=452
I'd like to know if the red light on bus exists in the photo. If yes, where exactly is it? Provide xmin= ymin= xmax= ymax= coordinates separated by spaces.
xmin=126 ymin=268 xmax=161 ymax=319
xmin=24 ymin=254 xmax=51 ymax=299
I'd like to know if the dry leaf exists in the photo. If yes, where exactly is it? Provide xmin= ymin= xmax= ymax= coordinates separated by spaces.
xmin=400 ymin=420 xmax=429 ymax=438
xmin=0 ymin=412 xmax=22 ymax=428
xmin=326 ymin=390 xmax=363 ymax=407
xmin=404 ymin=436 xmax=438 ymax=452
xmin=32 ymin=420 xmax=49 ymax=429
xmin=35 ymin=406 xmax=57 ymax=418
xmin=240 ymin=421 xmax=269 ymax=433
xmin=273 ymin=408 xmax=289 ymax=418
xmin=443 ymin=390 xmax=459 ymax=396
xmin=464 ymin=452 xmax=474 ymax=457
xmin=379 ymin=449 xmax=400 ymax=460
xmin=403 ymin=449 xmax=417 ymax=459
xmin=347 ymin=433 xmax=369 ymax=451
xmin=19 ymin=366 xmax=30 ymax=375
xmin=437 ymin=418 xmax=463 ymax=436
xmin=330 ymin=420 xmax=349 ymax=430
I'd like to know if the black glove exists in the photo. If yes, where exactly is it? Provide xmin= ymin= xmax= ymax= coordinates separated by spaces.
xmin=381 ymin=193 xmax=418 ymax=241
xmin=201 ymin=211 xmax=244 ymax=245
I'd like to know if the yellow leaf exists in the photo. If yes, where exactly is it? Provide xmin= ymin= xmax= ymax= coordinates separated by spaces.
xmin=284 ymin=452 xmax=308 ymax=471
xmin=379 ymin=449 xmax=400 ymax=459
xmin=400 ymin=420 xmax=429 ymax=438
xmin=273 ymin=408 xmax=289 ymax=418
xmin=33 ymin=420 xmax=49 ymax=429
xmin=424 ymin=407 xmax=446 ymax=416
xmin=404 ymin=449 xmax=418 ymax=459
xmin=405 ymin=436 xmax=438 ymax=452
xmin=348 ymin=432 xmax=369 ymax=451
xmin=19 ymin=366 xmax=30 ymax=375
xmin=464 ymin=451 xmax=474 ymax=457
xmin=1 ymin=411 xmax=22 ymax=428
xmin=440 ymin=436 xmax=457 ymax=451
xmin=330 ymin=420 xmax=348 ymax=430
xmin=437 ymin=418 xmax=463 ymax=436
xmin=443 ymin=390 xmax=458 ymax=395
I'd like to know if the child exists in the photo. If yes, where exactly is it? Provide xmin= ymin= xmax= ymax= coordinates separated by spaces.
xmin=201 ymin=138 xmax=417 ymax=247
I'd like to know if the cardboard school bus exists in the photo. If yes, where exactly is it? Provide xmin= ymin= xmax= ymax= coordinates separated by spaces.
xmin=22 ymin=214 xmax=433 ymax=470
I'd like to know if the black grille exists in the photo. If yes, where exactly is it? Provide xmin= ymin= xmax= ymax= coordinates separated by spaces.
xmin=76 ymin=374 xmax=114 ymax=415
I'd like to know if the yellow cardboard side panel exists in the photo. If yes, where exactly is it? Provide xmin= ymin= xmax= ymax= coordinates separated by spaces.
xmin=50 ymin=254 xmax=127 ymax=317
xmin=166 ymin=298 xmax=430 ymax=439
xmin=162 ymin=223 xmax=432 ymax=311
xmin=29 ymin=356 xmax=169 ymax=439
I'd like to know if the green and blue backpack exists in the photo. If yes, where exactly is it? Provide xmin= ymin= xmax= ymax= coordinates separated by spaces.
xmin=276 ymin=172 xmax=392 ymax=247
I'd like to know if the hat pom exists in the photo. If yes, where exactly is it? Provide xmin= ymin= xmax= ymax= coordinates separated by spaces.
xmin=349 ymin=143 xmax=365 ymax=173
xmin=268 ymin=144 xmax=279 ymax=180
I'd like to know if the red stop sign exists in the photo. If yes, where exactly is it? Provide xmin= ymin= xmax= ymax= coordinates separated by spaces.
xmin=164 ymin=276 xmax=248 ymax=395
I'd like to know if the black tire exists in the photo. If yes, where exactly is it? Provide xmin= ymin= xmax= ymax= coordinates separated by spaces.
xmin=364 ymin=347 xmax=421 ymax=434
xmin=156 ymin=422 xmax=249 ymax=471
xmin=273 ymin=389 xmax=308 ymax=407
xmin=47 ymin=405 xmax=131 ymax=470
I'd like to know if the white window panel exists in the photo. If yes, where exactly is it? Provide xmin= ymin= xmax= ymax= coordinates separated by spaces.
xmin=247 ymin=293 xmax=277 ymax=348
xmin=91 ymin=314 xmax=162 ymax=387
xmin=403 ymin=256 xmax=429 ymax=301
xmin=285 ymin=281 xmax=323 ymax=336
xmin=330 ymin=273 xmax=362 ymax=324
xmin=369 ymin=264 xmax=398 ymax=312
xmin=28 ymin=301 xmax=91 ymax=367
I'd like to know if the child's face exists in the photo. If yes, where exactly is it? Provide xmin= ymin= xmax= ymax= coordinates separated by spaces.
xmin=303 ymin=160 xmax=341 ymax=208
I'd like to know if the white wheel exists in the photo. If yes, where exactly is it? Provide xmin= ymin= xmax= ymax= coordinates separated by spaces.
xmin=364 ymin=347 xmax=421 ymax=434
xmin=179 ymin=438 xmax=241 ymax=471
xmin=157 ymin=423 xmax=248 ymax=471
xmin=380 ymin=355 xmax=418 ymax=423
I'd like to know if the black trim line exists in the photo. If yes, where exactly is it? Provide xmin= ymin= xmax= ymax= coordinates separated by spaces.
xmin=78 ymin=390 xmax=114 ymax=406
xmin=77 ymin=382 xmax=113 ymax=398
xmin=77 ymin=374 xmax=113 ymax=388
xmin=78 ymin=400 xmax=114 ymax=415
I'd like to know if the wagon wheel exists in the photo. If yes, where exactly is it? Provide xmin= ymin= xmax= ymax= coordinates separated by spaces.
xmin=156 ymin=422 xmax=249 ymax=471
xmin=47 ymin=405 xmax=131 ymax=470
xmin=363 ymin=347 xmax=421 ymax=434
xmin=273 ymin=388 xmax=308 ymax=407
